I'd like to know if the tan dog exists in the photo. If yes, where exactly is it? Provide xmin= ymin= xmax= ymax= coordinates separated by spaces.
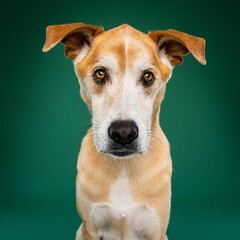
xmin=43 ymin=23 xmax=206 ymax=240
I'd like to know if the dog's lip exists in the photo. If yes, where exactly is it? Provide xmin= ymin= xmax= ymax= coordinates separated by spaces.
xmin=109 ymin=149 xmax=136 ymax=157
xmin=102 ymin=148 xmax=143 ymax=158
xmin=98 ymin=142 xmax=145 ymax=158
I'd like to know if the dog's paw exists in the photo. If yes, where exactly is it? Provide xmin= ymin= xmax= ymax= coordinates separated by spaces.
xmin=90 ymin=204 xmax=112 ymax=229
xmin=126 ymin=206 xmax=158 ymax=239
xmin=90 ymin=204 xmax=122 ymax=240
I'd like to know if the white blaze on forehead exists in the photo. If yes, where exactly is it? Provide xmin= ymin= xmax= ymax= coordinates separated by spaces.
xmin=118 ymin=32 xmax=155 ymax=116
xmin=118 ymin=33 xmax=136 ymax=118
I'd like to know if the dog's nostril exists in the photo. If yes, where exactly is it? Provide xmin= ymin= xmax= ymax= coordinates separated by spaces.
xmin=109 ymin=127 xmax=121 ymax=141
xmin=108 ymin=120 xmax=138 ymax=145
xmin=128 ymin=127 xmax=138 ymax=140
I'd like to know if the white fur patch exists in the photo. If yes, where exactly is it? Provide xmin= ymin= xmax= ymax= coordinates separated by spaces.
xmin=90 ymin=204 xmax=121 ymax=240
xmin=126 ymin=206 xmax=159 ymax=239
xmin=110 ymin=170 xmax=135 ymax=214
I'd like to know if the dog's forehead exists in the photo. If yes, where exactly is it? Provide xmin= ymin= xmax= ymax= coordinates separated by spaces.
xmin=101 ymin=25 xmax=157 ymax=58
xmin=76 ymin=24 xmax=170 ymax=81
xmin=87 ymin=25 xmax=159 ymax=69
xmin=98 ymin=24 xmax=155 ymax=46
xmin=104 ymin=24 xmax=153 ymax=45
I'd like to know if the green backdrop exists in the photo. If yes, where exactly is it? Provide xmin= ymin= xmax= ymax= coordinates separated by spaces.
xmin=1 ymin=0 xmax=239 ymax=239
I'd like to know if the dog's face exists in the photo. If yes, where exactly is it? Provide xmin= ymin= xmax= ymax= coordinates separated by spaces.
xmin=43 ymin=23 xmax=206 ymax=158
xmin=75 ymin=25 xmax=172 ymax=157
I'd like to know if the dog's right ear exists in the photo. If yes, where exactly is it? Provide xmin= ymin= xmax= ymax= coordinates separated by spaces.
xmin=42 ymin=23 xmax=104 ymax=60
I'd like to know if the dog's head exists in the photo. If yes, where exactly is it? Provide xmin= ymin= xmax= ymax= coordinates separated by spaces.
xmin=43 ymin=23 xmax=206 ymax=158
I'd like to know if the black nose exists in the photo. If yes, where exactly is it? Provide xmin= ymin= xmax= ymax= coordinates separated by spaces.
xmin=108 ymin=120 xmax=138 ymax=145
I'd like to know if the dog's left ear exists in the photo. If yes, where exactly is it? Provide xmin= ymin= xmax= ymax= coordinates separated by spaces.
xmin=42 ymin=23 xmax=104 ymax=60
xmin=148 ymin=29 xmax=206 ymax=66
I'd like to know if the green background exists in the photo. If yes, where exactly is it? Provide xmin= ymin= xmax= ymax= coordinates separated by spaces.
xmin=1 ymin=0 xmax=239 ymax=239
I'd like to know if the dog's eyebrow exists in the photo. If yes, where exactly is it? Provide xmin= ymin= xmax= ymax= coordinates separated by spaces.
xmin=133 ymin=58 xmax=158 ymax=73
xmin=141 ymin=59 xmax=156 ymax=69
xmin=92 ymin=55 xmax=119 ymax=71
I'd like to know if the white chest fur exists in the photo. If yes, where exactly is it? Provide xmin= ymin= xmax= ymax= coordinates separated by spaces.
xmin=90 ymin=170 xmax=159 ymax=240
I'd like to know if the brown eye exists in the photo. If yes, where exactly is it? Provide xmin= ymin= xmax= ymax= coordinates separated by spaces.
xmin=93 ymin=68 xmax=107 ymax=84
xmin=142 ymin=71 xmax=155 ymax=86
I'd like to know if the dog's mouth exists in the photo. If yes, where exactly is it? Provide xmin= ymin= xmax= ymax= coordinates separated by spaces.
xmin=101 ymin=143 xmax=142 ymax=157
xmin=107 ymin=148 xmax=137 ymax=157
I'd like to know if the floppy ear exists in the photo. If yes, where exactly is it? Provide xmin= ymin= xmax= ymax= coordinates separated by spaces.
xmin=42 ymin=23 xmax=104 ymax=60
xmin=148 ymin=29 xmax=206 ymax=66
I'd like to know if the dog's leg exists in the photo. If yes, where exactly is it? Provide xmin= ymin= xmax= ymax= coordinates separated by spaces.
xmin=75 ymin=223 xmax=93 ymax=240
xmin=75 ymin=224 xmax=85 ymax=240
xmin=75 ymin=224 xmax=83 ymax=240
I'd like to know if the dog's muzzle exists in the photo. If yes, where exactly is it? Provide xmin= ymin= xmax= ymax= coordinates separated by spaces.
xmin=107 ymin=120 xmax=139 ymax=157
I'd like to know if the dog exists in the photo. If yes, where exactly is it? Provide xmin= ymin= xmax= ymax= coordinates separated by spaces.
xmin=43 ymin=23 xmax=206 ymax=240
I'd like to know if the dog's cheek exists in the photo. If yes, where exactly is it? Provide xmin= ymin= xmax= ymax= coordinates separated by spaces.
xmin=91 ymin=96 xmax=110 ymax=149
xmin=77 ymin=79 xmax=93 ymax=110
xmin=132 ymin=99 xmax=152 ymax=151
xmin=80 ymin=89 xmax=92 ymax=110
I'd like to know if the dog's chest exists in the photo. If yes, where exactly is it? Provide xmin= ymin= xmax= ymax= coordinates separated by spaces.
xmin=109 ymin=170 xmax=135 ymax=215
xmin=90 ymin=170 xmax=159 ymax=239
